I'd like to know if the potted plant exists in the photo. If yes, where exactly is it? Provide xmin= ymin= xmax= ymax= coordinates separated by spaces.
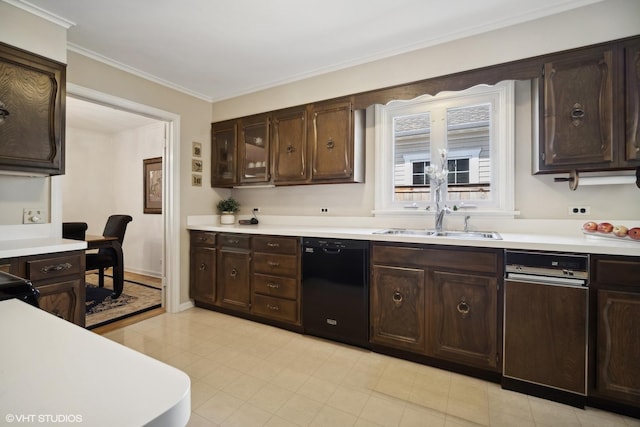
xmin=216 ymin=197 xmax=240 ymax=224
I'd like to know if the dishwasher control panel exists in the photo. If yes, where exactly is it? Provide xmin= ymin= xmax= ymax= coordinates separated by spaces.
xmin=505 ymin=250 xmax=589 ymax=282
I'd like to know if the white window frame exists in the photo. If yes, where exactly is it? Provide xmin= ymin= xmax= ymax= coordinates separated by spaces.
xmin=373 ymin=81 xmax=515 ymax=216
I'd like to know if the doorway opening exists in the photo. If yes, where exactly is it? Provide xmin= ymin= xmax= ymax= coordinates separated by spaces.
xmin=61 ymin=84 xmax=181 ymax=322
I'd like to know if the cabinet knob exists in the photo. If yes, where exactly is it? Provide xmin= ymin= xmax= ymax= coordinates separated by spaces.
xmin=230 ymin=268 xmax=238 ymax=278
xmin=0 ymin=101 xmax=10 ymax=124
xmin=392 ymin=289 xmax=403 ymax=305
xmin=457 ymin=301 xmax=470 ymax=316
xmin=326 ymin=138 xmax=335 ymax=150
xmin=570 ymin=103 xmax=585 ymax=126
xmin=286 ymin=144 xmax=295 ymax=154
xmin=199 ymin=263 xmax=207 ymax=271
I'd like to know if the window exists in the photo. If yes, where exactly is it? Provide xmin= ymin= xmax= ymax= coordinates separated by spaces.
xmin=373 ymin=81 xmax=515 ymax=215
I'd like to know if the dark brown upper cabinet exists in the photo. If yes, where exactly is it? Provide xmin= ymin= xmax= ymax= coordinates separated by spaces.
xmin=211 ymin=98 xmax=364 ymax=188
xmin=238 ymin=113 xmax=270 ymax=184
xmin=211 ymin=119 xmax=238 ymax=188
xmin=537 ymin=40 xmax=640 ymax=173
xmin=272 ymin=106 xmax=308 ymax=185
xmin=308 ymin=99 xmax=364 ymax=183
xmin=539 ymin=46 xmax=615 ymax=172
xmin=624 ymin=38 xmax=640 ymax=165
xmin=0 ymin=42 xmax=66 ymax=175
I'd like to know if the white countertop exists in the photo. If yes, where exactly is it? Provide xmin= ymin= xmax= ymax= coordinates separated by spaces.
xmin=0 ymin=299 xmax=190 ymax=427
xmin=0 ymin=238 xmax=87 ymax=259
xmin=187 ymin=221 xmax=640 ymax=256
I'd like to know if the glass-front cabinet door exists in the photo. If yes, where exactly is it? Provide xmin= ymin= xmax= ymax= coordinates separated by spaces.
xmin=211 ymin=120 xmax=238 ymax=187
xmin=239 ymin=113 xmax=270 ymax=184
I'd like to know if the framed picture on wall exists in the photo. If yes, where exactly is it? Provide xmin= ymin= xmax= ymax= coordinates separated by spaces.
xmin=143 ymin=157 xmax=162 ymax=214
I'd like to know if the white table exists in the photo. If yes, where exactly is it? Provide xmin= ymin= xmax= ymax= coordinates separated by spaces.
xmin=0 ymin=299 xmax=190 ymax=426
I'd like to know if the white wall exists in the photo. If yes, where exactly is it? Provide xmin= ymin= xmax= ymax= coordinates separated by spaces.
xmin=63 ymin=123 xmax=164 ymax=277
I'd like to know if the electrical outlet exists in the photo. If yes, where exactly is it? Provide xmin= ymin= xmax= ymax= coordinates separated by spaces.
xmin=321 ymin=208 xmax=329 ymax=213
xmin=252 ymin=207 xmax=260 ymax=213
xmin=23 ymin=208 xmax=46 ymax=224
xmin=568 ymin=206 xmax=591 ymax=216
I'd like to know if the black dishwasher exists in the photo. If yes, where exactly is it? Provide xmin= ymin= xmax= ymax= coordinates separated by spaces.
xmin=302 ymin=238 xmax=369 ymax=348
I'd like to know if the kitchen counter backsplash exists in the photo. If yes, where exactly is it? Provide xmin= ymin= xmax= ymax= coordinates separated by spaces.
xmin=187 ymin=215 xmax=640 ymax=257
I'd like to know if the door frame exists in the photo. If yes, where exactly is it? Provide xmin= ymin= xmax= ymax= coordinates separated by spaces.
xmin=64 ymin=83 xmax=182 ymax=313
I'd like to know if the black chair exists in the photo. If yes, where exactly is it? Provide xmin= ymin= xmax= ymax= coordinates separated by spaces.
xmin=62 ymin=222 xmax=88 ymax=240
xmin=86 ymin=215 xmax=132 ymax=289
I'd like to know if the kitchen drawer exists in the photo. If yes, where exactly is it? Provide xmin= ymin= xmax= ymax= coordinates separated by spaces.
xmin=253 ymin=236 xmax=299 ymax=254
xmin=252 ymin=294 xmax=298 ymax=324
xmin=253 ymin=273 xmax=298 ymax=300
xmin=218 ymin=233 xmax=251 ymax=250
xmin=594 ymin=257 xmax=640 ymax=288
xmin=191 ymin=231 xmax=216 ymax=246
xmin=26 ymin=254 xmax=83 ymax=282
xmin=372 ymin=244 xmax=427 ymax=268
xmin=253 ymin=253 xmax=298 ymax=277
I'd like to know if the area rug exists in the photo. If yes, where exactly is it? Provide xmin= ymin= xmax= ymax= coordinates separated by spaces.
xmin=85 ymin=273 xmax=162 ymax=329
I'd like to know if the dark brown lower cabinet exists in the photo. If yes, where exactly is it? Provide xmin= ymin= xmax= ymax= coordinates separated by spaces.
xmin=370 ymin=265 xmax=425 ymax=353
xmin=370 ymin=243 xmax=502 ymax=375
xmin=595 ymin=289 xmax=640 ymax=406
xmin=190 ymin=245 xmax=216 ymax=305
xmin=429 ymin=271 xmax=499 ymax=371
xmin=590 ymin=255 xmax=640 ymax=413
xmin=6 ymin=250 xmax=85 ymax=327
xmin=217 ymin=248 xmax=251 ymax=312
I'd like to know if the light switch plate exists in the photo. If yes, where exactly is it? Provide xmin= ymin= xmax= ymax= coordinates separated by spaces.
xmin=23 ymin=208 xmax=46 ymax=224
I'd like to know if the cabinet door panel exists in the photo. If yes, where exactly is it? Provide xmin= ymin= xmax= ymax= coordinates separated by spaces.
xmin=429 ymin=271 xmax=498 ymax=370
xmin=37 ymin=279 xmax=84 ymax=326
xmin=217 ymin=249 xmax=251 ymax=311
xmin=190 ymin=246 xmax=216 ymax=304
xmin=211 ymin=120 xmax=237 ymax=187
xmin=541 ymin=48 xmax=614 ymax=170
xmin=625 ymin=40 xmax=640 ymax=163
xmin=310 ymin=101 xmax=353 ymax=180
xmin=0 ymin=42 xmax=65 ymax=175
xmin=596 ymin=289 xmax=640 ymax=405
xmin=239 ymin=114 xmax=270 ymax=183
xmin=371 ymin=265 xmax=425 ymax=352
xmin=273 ymin=107 xmax=307 ymax=183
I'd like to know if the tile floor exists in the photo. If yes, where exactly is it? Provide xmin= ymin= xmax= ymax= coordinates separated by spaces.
xmin=102 ymin=308 xmax=640 ymax=427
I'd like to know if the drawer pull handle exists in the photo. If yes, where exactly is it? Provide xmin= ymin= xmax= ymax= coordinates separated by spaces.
xmin=230 ymin=268 xmax=238 ymax=278
xmin=267 ymin=304 xmax=280 ymax=311
xmin=457 ymin=301 xmax=470 ymax=316
xmin=198 ymin=236 xmax=207 ymax=241
xmin=267 ymin=243 xmax=280 ymax=248
xmin=199 ymin=263 xmax=207 ymax=271
xmin=41 ymin=262 xmax=72 ymax=274
xmin=392 ymin=289 xmax=403 ymax=305
xmin=227 ymin=239 xmax=239 ymax=244
xmin=267 ymin=282 xmax=280 ymax=289
xmin=267 ymin=261 xmax=280 ymax=267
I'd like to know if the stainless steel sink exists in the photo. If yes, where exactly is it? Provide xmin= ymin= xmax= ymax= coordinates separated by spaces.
xmin=373 ymin=229 xmax=502 ymax=240
xmin=372 ymin=228 xmax=434 ymax=236
xmin=432 ymin=230 xmax=502 ymax=240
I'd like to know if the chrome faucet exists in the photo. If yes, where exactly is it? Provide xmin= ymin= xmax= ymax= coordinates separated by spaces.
xmin=433 ymin=183 xmax=451 ymax=233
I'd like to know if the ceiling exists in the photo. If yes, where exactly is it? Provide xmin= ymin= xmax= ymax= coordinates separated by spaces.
xmin=22 ymin=0 xmax=602 ymax=103
xmin=66 ymin=97 xmax=160 ymax=134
